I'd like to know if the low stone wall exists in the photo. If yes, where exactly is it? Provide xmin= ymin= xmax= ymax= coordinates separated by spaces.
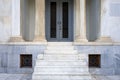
xmin=0 ymin=44 xmax=46 ymax=73
xmin=0 ymin=44 xmax=120 ymax=75
xmin=75 ymin=46 xmax=120 ymax=75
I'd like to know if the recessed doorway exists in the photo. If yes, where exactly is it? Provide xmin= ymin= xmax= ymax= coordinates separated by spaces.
xmin=45 ymin=0 xmax=74 ymax=42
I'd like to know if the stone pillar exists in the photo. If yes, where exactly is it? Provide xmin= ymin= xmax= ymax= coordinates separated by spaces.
xmin=9 ymin=0 xmax=24 ymax=42
xmin=74 ymin=0 xmax=88 ymax=42
xmin=97 ymin=0 xmax=112 ymax=42
xmin=34 ymin=0 xmax=47 ymax=42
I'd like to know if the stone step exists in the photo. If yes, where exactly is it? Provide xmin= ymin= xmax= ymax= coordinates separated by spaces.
xmin=47 ymin=42 xmax=73 ymax=46
xmin=35 ymin=66 xmax=88 ymax=68
xmin=37 ymin=54 xmax=88 ymax=60
xmin=41 ymin=54 xmax=79 ymax=60
xmin=32 ymin=75 xmax=92 ymax=80
xmin=33 ymin=73 xmax=90 ymax=76
xmin=35 ymin=65 xmax=88 ymax=67
xmin=32 ymin=44 xmax=91 ymax=80
xmin=44 ymin=50 xmax=78 ymax=54
xmin=36 ymin=60 xmax=87 ymax=66
xmin=47 ymin=46 xmax=74 ymax=50
xmin=33 ymin=72 xmax=90 ymax=75
xmin=34 ymin=67 xmax=89 ymax=73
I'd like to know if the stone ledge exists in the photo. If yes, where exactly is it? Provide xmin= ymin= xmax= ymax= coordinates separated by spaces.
xmin=0 ymin=42 xmax=48 ymax=45
xmin=0 ymin=42 xmax=120 ymax=46
xmin=73 ymin=42 xmax=120 ymax=46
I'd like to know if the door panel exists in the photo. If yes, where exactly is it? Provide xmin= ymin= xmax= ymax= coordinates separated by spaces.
xmin=46 ymin=0 xmax=73 ymax=41
xmin=50 ymin=2 xmax=57 ymax=38
xmin=62 ymin=2 xmax=69 ymax=38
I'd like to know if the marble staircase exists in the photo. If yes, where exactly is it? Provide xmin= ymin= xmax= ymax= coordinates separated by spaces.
xmin=32 ymin=42 xmax=92 ymax=80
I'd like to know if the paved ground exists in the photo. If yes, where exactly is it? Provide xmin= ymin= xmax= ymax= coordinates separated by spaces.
xmin=0 ymin=74 xmax=32 ymax=80
xmin=92 ymin=75 xmax=120 ymax=80
xmin=0 ymin=74 xmax=120 ymax=80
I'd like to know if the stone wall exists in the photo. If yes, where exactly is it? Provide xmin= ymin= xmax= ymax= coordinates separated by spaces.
xmin=109 ymin=0 xmax=120 ymax=42
xmin=0 ymin=44 xmax=46 ymax=73
xmin=75 ymin=45 xmax=120 ymax=75
xmin=0 ymin=44 xmax=120 ymax=75
xmin=0 ymin=0 xmax=12 ymax=42
xmin=101 ymin=0 xmax=120 ymax=42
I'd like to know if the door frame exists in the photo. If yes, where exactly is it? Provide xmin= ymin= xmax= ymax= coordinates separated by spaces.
xmin=45 ymin=0 xmax=74 ymax=42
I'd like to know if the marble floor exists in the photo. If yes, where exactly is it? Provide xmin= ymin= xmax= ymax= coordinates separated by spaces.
xmin=0 ymin=74 xmax=120 ymax=80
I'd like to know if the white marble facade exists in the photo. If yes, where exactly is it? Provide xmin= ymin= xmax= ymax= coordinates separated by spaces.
xmin=0 ymin=0 xmax=120 ymax=42
xmin=0 ymin=0 xmax=120 ymax=75
xmin=0 ymin=0 xmax=118 ymax=42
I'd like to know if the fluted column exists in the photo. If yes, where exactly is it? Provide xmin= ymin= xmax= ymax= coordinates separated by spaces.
xmin=74 ymin=0 xmax=88 ymax=42
xmin=34 ymin=0 xmax=47 ymax=42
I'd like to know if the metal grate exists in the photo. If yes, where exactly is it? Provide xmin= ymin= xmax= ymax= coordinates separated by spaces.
xmin=20 ymin=54 xmax=32 ymax=68
xmin=89 ymin=54 xmax=101 ymax=68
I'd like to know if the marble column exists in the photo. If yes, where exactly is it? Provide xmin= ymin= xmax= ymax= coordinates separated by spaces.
xmin=34 ymin=0 xmax=47 ymax=42
xmin=97 ymin=0 xmax=112 ymax=42
xmin=9 ymin=0 xmax=24 ymax=42
xmin=74 ymin=0 xmax=88 ymax=42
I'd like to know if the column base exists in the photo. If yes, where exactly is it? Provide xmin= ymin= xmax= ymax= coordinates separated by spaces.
xmin=9 ymin=36 xmax=24 ymax=42
xmin=96 ymin=36 xmax=113 ymax=42
xmin=75 ymin=38 xmax=88 ymax=42
xmin=74 ymin=36 xmax=88 ymax=42
xmin=34 ymin=36 xmax=47 ymax=42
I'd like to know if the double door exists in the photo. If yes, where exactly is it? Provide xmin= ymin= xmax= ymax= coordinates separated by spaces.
xmin=46 ymin=0 xmax=73 ymax=41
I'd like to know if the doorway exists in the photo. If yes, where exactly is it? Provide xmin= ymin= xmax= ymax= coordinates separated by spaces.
xmin=45 ymin=0 xmax=74 ymax=41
